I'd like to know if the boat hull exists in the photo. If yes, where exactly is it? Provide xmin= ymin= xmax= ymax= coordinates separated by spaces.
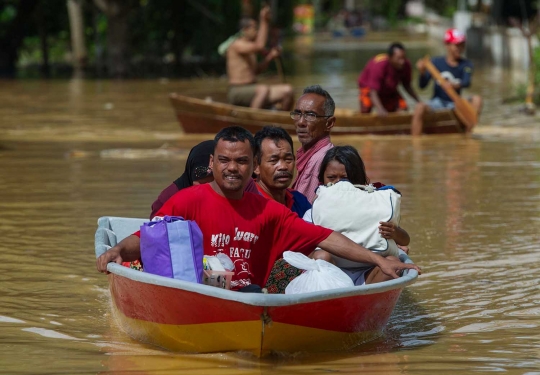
xmin=96 ymin=216 xmax=418 ymax=357
xmin=169 ymin=93 xmax=465 ymax=135
xmin=108 ymin=267 xmax=404 ymax=356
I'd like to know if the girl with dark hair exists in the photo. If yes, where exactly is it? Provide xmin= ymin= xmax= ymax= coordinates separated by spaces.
xmin=303 ymin=145 xmax=411 ymax=286
xmin=308 ymin=146 xmax=409 ymax=244
xmin=317 ymin=145 xmax=369 ymax=186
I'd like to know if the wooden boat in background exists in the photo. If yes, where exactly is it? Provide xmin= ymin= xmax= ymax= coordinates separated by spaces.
xmin=95 ymin=216 xmax=419 ymax=357
xmin=169 ymin=93 xmax=466 ymax=135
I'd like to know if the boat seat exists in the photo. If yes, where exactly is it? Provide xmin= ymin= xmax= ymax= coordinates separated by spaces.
xmin=95 ymin=216 xmax=147 ymax=257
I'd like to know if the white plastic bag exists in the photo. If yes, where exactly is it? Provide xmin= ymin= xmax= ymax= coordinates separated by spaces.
xmin=216 ymin=253 xmax=235 ymax=271
xmin=283 ymin=251 xmax=354 ymax=294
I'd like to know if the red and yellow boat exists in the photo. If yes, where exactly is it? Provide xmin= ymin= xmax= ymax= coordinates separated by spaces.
xmin=169 ymin=93 xmax=466 ymax=136
xmin=95 ymin=217 xmax=419 ymax=357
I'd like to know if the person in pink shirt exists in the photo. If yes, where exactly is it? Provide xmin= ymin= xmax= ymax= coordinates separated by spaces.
xmin=290 ymin=85 xmax=335 ymax=203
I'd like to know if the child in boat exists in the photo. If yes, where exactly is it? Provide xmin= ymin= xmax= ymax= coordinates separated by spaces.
xmin=303 ymin=145 xmax=410 ymax=286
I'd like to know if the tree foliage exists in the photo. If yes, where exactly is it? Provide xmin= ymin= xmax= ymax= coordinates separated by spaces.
xmin=2 ymin=0 xmax=538 ymax=78
xmin=0 ymin=0 xmax=40 ymax=77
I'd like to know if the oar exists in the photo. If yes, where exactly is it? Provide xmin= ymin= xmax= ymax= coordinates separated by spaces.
xmin=265 ymin=0 xmax=285 ymax=83
xmin=274 ymin=55 xmax=285 ymax=83
xmin=423 ymin=56 xmax=477 ymax=130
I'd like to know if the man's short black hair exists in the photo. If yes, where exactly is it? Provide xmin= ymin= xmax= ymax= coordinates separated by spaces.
xmin=388 ymin=42 xmax=405 ymax=57
xmin=254 ymin=126 xmax=294 ymax=164
xmin=302 ymin=85 xmax=335 ymax=116
xmin=214 ymin=126 xmax=255 ymax=156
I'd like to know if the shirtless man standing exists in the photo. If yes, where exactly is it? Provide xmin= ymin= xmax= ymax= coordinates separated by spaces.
xmin=226 ymin=6 xmax=293 ymax=110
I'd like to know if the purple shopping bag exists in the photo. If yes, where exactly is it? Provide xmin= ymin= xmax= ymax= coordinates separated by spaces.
xmin=140 ymin=216 xmax=204 ymax=283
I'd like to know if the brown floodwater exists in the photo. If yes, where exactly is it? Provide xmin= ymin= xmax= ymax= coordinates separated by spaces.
xmin=1 ymin=39 xmax=540 ymax=374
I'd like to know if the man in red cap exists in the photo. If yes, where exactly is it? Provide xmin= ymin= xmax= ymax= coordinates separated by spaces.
xmin=357 ymin=42 xmax=421 ymax=116
xmin=411 ymin=28 xmax=483 ymax=135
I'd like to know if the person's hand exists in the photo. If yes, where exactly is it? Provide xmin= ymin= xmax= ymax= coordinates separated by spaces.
xmin=397 ymin=245 xmax=410 ymax=254
xmin=267 ymin=46 xmax=281 ymax=59
xmin=378 ymin=257 xmax=421 ymax=279
xmin=416 ymin=58 xmax=426 ymax=73
xmin=439 ymin=79 xmax=453 ymax=92
xmin=260 ymin=5 xmax=271 ymax=22
xmin=379 ymin=221 xmax=398 ymax=240
xmin=96 ymin=246 xmax=124 ymax=274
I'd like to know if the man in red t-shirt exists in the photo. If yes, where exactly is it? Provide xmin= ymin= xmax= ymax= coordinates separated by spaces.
xmin=96 ymin=126 xmax=420 ymax=290
xmin=358 ymin=42 xmax=421 ymax=115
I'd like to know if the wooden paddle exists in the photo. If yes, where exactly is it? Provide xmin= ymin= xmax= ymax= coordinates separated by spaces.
xmin=274 ymin=55 xmax=285 ymax=83
xmin=422 ymin=56 xmax=477 ymax=130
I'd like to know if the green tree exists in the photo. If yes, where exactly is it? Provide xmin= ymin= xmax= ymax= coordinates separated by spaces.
xmin=92 ymin=0 xmax=139 ymax=77
xmin=130 ymin=0 xmax=240 ymax=74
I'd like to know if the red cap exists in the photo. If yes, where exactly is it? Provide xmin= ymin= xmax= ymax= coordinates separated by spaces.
xmin=444 ymin=28 xmax=466 ymax=44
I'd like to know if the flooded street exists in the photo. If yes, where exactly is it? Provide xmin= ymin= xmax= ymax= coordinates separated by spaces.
xmin=1 ymin=40 xmax=540 ymax=374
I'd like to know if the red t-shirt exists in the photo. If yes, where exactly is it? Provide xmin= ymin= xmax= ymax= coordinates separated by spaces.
xmin=255 ymin=183 xmax=294 ymax=210
xmin=140 ymin=184 xmax=332 ymax=289
xmin=358 ymin=54 xmax=412 ymax=99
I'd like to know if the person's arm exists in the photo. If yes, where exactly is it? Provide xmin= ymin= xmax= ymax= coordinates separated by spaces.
xmin=402 ymin=60 xmax=420 ymax=103
xmin=230 ymin=7 xmax=271 ymax=55
xmin=256 ymin=47 xmax=280 ymax=74
xmin=458 ymin=61 xmax=473 ymax=89
xmin=379 ymin=222 xmax=410 ymax=246
xmin=318 ymin=232 xmax=420 ymax=279
xmin=96 ymin=235 xmax=141 ymax=273
xmin=369 ymin=90 xmax=388 ymax=116
xmin=97 ymin=187 xmax=195 ymax=273
xmin=417 ymin=59 xmax=431 ymax=89
xmin=403 ymin=84 xmax=421 ymax=103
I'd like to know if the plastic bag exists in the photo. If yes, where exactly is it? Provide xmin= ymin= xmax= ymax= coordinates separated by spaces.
xmin=283 ymin=251 xmax=354 ymax=294
xmin=216 ymin=253 xmax=235 ymax=271
xmin=140 ymin=216 xmax=203 ymax=283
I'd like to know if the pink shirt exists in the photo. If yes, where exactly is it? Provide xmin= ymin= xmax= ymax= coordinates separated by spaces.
xmin=291 ymin=136 xmax=334 ymax=203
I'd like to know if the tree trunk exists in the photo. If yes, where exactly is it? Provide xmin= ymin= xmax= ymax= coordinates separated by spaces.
xmin=38 ymin=25 xmax=50 ymax=78
xmin=36 ymin=1 xmax=50 ymax=78
xmin=0 ymin=46 xmax=19 ymax=78
xmin=93 ymin=0 xmax=135 ymax=78
xmin=67 ymin=0 xmax=88 ymax=78
xmin=93 ymin=7 xmax=105 ymax=77
xmin=106 ymin=11 xmax=129 ymax=77
xmin=525 ymin=33 xmax=536 ymax=114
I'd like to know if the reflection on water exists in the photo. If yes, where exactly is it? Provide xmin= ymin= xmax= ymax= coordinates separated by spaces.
xmin=1 ymin=39 xmax=540 ymax=374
